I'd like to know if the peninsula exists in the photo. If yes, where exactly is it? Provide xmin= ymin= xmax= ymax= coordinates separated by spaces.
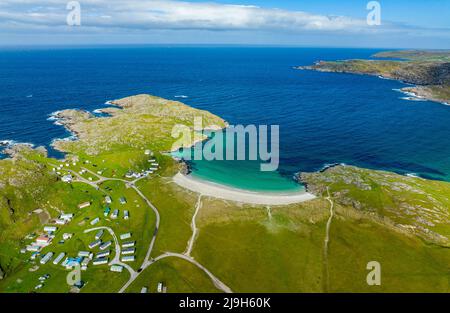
xmin=2 ymin=94 xmax=450 ymax=293
xmin=297 ymin=50 xmax=450 ymax=104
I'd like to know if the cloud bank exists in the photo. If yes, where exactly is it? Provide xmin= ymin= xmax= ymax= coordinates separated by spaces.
xmin=0 ymin=0 xmax=449 ymax=46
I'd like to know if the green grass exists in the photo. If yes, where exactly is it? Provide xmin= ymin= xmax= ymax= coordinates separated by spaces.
xmin=125 ymin=257 xmax=220 ymax=293
xmin=192 ymin=199 xmax=329 ymax=292
xmin=328 ymin=214 xmax=450 ymax=292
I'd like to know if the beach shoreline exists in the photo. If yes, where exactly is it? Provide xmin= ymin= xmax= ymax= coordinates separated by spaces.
xmin=173 ymin=172 xmax=316 ymax=205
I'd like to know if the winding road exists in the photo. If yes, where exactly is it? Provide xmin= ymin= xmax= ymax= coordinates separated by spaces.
xmin=56 ymin=163 xmax=231 ymax=293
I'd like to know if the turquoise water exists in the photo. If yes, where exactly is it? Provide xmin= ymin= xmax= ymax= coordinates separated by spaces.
xmin=2 ymin=47 xmax=450 ymax=192
xmin=172 ymin=131 xmax=304 ymax=192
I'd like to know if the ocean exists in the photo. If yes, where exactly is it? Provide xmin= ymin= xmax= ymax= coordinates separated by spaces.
xmin=1 ymin=46 xmax=450 ymax=192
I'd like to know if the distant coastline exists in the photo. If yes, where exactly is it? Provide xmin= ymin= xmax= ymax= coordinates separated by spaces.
xmin=296 ymin=50 xmax=450 ymax=105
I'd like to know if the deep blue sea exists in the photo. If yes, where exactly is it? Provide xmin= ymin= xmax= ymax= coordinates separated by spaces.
xmin=1 ymin=46 xmax=450 ymax=191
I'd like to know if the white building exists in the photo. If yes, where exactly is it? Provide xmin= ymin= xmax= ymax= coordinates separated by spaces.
xmin=121 ymin=255 xmax=135 ymax=262
xmin=99 ymin=241 xmax=112 ymax=250
xmin=62 ymin=233 xmax=73 ymax=240
xmin=122 ymin=241 xmax=135 ymax=248
xmin=111 ymin=209 xmax=119 ymax=219
xmin=120 ymin=233 xmax=131 ymax=240
xmin=157 ymin=282 xmax=163 ymax=293
xmin=95 ymin=230 xmax=104 ymax=240
xmin=44 ymin=226 xmax=57 ymax=233
xmin=55 ymin=219 xmax=67 ymax=225
xmin=78 ymin=251 xmax=91 ymax=258
xmin=40 ymin=252 xmax=54 ymax=265
xmin=110 ymin=265 xmax=124 ymax=273
xmin=61 ymin=175 xmax=73 ymax=183
xmin=93 ymin=258 xmax=108 ymax=265
xmin=90 ymin=217 xmax=100 ymax=225
xmin=78 ymin=202 xmax=91 ymax=209
xmin=105 ymin=196 xmax=112 ymax=204
xmin=124 ymin=210 xmax=129 ymax=220
xmin=88 ymin=240 xmax=101 ymax=249
xmin=53 ymin=252 xmax=65 ymax=265
xmin=121 ymin=248 xmax=135 ymax=255
xmin=60 ymin=213 xmax=74 ymax=221
xmin=95 ymin=250 xmax=110 ymax=258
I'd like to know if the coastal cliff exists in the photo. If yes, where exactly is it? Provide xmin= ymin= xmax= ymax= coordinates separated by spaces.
xmin=297 ymin=50 xmax=450 ymax=104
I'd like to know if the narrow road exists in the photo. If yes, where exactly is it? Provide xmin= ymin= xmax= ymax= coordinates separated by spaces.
xmin=52 ymin=163 xmax=229 ymax=293
xmin=84 ymin=226 xmax=136 ymax=276
xmin=184 ymin=195 xmax=202 ymax=256
xmin=152 ymin=252 xmax=233 ymax=293
xmin=323 ymin=186 xmax=334 ymax=292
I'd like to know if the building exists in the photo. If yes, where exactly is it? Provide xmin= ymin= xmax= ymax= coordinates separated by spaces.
xmin=104 ymin=207 xmax=111 ymax=217
xmin=40 ymin=252 xmax=54 ymax=265
xmin=78 ymin=202 xmax=91 ymax=209
xmin=53 ymin=252 xmax=65 ymax=265
xmin=119 ymin=197 xmax=127 ymax=205
xmin=90 ymin=217 xmax=100 ymax=225
xmin=61 ymin=175 xmax=73 ymax=183
xmin=88 ymin=240 xmax=101 ymax=249
xmin=81 ymin=257 xmax=91 ymax=271
xmin=95 ymin=229 xmax=104 ymax=240
xmin=78 ymin=251 xmax=91 ymax=258
xmin=144 ymin=150 xmax=152 ymax=155
xmin=62 ymin=233 xmax=73 ymax=240
xmin=36 ymin=236 xmax=51 ymax=245
xmin=111 ymin=209 xmax=119 ymax=219
xmin=105 ymin=196 xmax=112 ymax=204
xmin=60 ymin=213 xmax=74 ymax=221
xmin=140 ymin=287 xmax=148 ymax=293
xmin=44 ymin=226 xmax=57 ymax=233
xmin=124 ymin=210 xmax=129 ymax=220
xmin=99 ymin=241 xmax=112 ymax=250
xmin=55 ymin=219 xmax=67 ymax=225
xmin=157 ymin=282 xmax=163 ymax=293
xmin=92 ymin=257 xmax=108 ymax=266
xmin=121 ymin=248 xmax=135 ymax=255
xmin=110 ymin=265 xmax=124 ymax=273
xmin=122 ymin=241 xmax=135 ymax=248
xmin=121 ymin=255 xmax=135 ymax=262
xmin=95 ymin=250 xmax=110 ymax=258
xmin=26 ymin=245 xmax=42 ymax=252
xmin=120 ymin=233 xmax=131 ymax=240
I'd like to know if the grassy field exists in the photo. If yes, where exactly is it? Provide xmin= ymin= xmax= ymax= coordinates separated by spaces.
xmin=3 ymin=93 xmax=450 ymax=293
xmin=126 ymin=257 xmax=220 ymax=293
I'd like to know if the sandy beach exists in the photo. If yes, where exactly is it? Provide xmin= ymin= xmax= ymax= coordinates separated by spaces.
xmin=173 ymin=173 xmax=316 ymax=205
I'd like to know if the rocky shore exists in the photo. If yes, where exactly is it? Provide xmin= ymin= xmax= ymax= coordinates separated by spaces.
xmin=297 ymin=50 xmax=450 ymax=105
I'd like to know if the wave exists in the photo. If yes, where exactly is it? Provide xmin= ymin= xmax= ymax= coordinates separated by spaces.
xmin=406 ymin=173 xmax=420 ymax=178
xmin=400 ymin=96 xmax=427 ymax=102
xmin=174 ymin=95 xmax=189 ymax=99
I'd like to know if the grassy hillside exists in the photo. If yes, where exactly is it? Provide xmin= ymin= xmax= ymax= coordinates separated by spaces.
xmin=297 ymin=50 xmax=450 ymax=103
xmin=2 ymin=94 xmax=450 ymax=293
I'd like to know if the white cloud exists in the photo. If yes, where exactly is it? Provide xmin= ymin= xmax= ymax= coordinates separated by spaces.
xmin=0 ymin=0 xmax=448 ymax=45
xmin=0 ymin=0 xmax=382 ymax=32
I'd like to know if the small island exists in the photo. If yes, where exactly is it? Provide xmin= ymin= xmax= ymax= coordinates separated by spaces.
xmin=297 ymin=50 xmax=450 ymax=104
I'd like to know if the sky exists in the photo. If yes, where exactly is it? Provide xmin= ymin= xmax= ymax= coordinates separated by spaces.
xmin=0 ymin=0 xmax=449 ymax=48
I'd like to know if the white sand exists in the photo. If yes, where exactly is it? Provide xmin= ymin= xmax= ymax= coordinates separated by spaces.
xmin=173 ymin=173 xmax=316 ymax=205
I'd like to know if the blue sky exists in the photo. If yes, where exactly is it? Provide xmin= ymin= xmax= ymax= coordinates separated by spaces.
xmin=0 ymin=0 xmax=449 ymax=48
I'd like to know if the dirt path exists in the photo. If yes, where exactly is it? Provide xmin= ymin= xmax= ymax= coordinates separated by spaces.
xmin=323 ymin=186 xmax=334 ymax=292
xmin=184 ymin=195 xmax=202 ymax=256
